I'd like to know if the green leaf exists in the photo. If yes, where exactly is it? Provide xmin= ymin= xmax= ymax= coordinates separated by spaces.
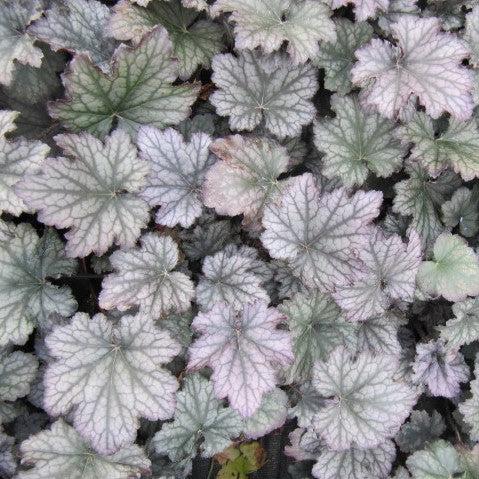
xmin=393 ymin=163 xmax=461 ymax=248
xmin=314 ymin=94 xmax=405 ymax=187
xmin=314 ymin=19 xmax=373 ymax=95
xmin=216 ymin=442 xmax=265 ymax=479
xmin=0 ymin=224 xmax=77 ymax=346
xmin=153 ymin=374 xmax=241 ymax=464
xmin=441 ymin=186 xmax=479 ymax=238
xmin=109 ymin=0 xmax=223 ymax=79
xmin=440 ymin=297 xmax=479 ymax=349
xmin=406 ymin=440 xmax=464 ymax=479
xmin=417 ymin=233 xmax=479 ymax=302
xmin=398 ymin=112 xmax=479 ymax=181
xmin=279 ymin=290 xmax=356 ymax=383
xmin=50 ymin=27 xmax=200 ymax=137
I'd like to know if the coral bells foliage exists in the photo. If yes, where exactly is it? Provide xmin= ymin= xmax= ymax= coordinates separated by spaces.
xmin=2 ymin=1 xmax=479 ymax=479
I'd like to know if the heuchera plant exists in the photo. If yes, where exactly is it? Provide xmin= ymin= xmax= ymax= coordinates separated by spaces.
xmin=1 ymin=0 xmax=479 ymax=478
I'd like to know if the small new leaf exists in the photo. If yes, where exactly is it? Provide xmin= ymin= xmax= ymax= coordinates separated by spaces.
xmin=49 ymin=28 xmax=200 ymax=137
xmin=138 ymin=126 xmax=214 ymax=228
xmin=351 ymin=17 xmax=474 ymax=120
xmin=204 ymin=135 xmax=290 ymax=224
xmin=412 ymin=340 xmax=469 ymax=398
xmin=153 ymin=374 xmax=242 ymax=463
xmin=0 ymin=0 xmax=43 ymax=86
xmin=212 ymin=0 xmax=335 ymax=63
xmin=188 ymin=301 xmax=293 ymax=417
xmin=18 ymin=419 xmax=150 ymax=479
xmin=261 ymin=173 xmax=382 ymax=290
xmin=17 ymin=130 xmax=150 ymax=258
xmin=416 ymin=233 xmax=479 ymax=302
xmin=312 ymin=347 xmax=417 ymax=450
xmin=0 ymin=110 xmax=49 ymax=216
xmin=440 ymin=297 xmax=479 ymax=349
xmin=99 ymin=234 xmax=194 ymax=317
xmin=210 ymin=52 xmax=318 ymax=139
xmin=109 ymin=0 xmax=223 ymax=79
xmin=0 ymin=224 xmax=76 ymax=346
xmin=29 ymin=0 xmax=117 ymax=69
xmin=44 ymin=312 xmax=181 ymax=454
xmin=442 ymin=186 xmax=479 ymax=238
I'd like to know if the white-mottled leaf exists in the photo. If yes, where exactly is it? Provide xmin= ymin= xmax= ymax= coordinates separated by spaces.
xmin=440 ymin=297 xmax=479 ymax=349
xmin=285 ymin=427 xmax=323 ymax=462
xmin=377 ymin=0 xmax=420 ymax=33
xmin=417 ymin=233 xmax=479 ymax=302
xmin=29 ymin=0 xmax=117 ymax=69
xmin=395 ymin=410 xmax=446 ymax=454
xmin=138 ymin=126 xmax=213 ymax=228
xmin=314 ymin=19 xmax=373 ymax=95
xmin=312 ymin=347 xmax=417 ymax=449
xmin=100 ymin=233 xmax=194 ymax=318
xmin=351 ymin=16 xmax=474 ymax=120
xmin=442 ymin=186 xmax=479 ymax=238
xmin=398 ymin=112 xmax=479 ymax=181
xmin=333 ymin=229 xmax=421 ymax=321
xmin=49 ymin=28 xmax=200 ymax=137
xmin=261 ymin=173 xmax=382 ymax=290
xmin=109 ymin=0 xmax=223 ymax=79
xmin=393 ymin=163 xmax=461 ymax=248
xmin=412 ymin=340 xmax=469 ymax=398
xmin=196 ymin=249 xmax=269 ymax=311
xmin=204 ymin=135 xmax=290 ymax=224
xmin=314 ymin=95 xmax=405 ymax=187
xmin=406 ymin=440 xmax=464 ymax=479
xmin=0 ymin=224 xmax=76 ymax=346
xmin=279 ymin=290 xmax=356 ymax=383
xmin=188 ymin=301 xmax=293 ymax=417
xmin=44 ymin=312 xmax=181 ymax=454
xmin=210 ymin=51 xmax=318 ymax=139
xmin=243 ymin=388 xmax=288 ymax=439
xmin=18 ymin=419 xmax=150 ymax=479
xmin=312 ymin=440 xmax=396 ymax=479
xmin=0 ymin=110 xmax=49 ymax=215
xmin=153 ymin=374 xmax=242 ymax=464
xmin=290 ymin=383 xmax=325 ymax=429
xmin=459 ymin=362 xmax=479 ymax=441
xmin=212 ymin=0 xmax=335 ymax=63
xmin=17 ymin=129 xmax=150 ymax=258
xmin=330 ymin=0 xmax=389 ymax=20
xmin=0 ymin=0 xmax=43 ymax=86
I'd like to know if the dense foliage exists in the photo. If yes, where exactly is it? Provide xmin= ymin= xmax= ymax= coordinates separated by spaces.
xmin=0 ymin=0 xmax=479 ymax=478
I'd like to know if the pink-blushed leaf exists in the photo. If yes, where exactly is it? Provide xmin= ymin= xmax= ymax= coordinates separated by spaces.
xmin=188 ymin=301 xmax=293 ymax=417
xmin=412 ymin=340 xmax=469 ymax=398
xmin=351 ymin=16 xmax=474 ymax=121
xmin=333 ymin=229 xmax=421 ymax=321
xmin=203 ymin=135 xmax=290 ymax=226
xmin=138 ymin=126 xmax=214 ymax=228
xmin=261 ymin=173 xmax=382 ymax=290
xmin=44 ymin=312 xmax=181 ymax=454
